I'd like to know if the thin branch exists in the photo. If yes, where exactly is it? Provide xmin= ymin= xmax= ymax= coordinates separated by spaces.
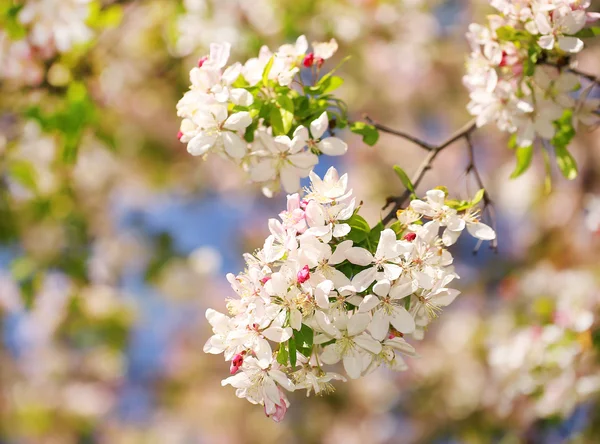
xmin=381 ymin=119 xmax=477 ymax=225
xmin=363 ymin=115 xmax=435 ymax=151
xmin=465 ymin=132 xmax=498 ymax=254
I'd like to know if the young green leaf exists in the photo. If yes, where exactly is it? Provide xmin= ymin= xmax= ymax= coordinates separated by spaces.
xmin=510 ymin=145 xmax=534 ymax=178
xmin=288 ymin=336 xmax=297 ymax=367
xmin=350 ymin=121 xmax=379 ymax=146
xmin=393 ymin=165 xmax=415 ymax=193
xmin=262 ymin=56 xmax=274 ymax=85
xmin=276 ymin=342 xmax=289 ymax=366
xmin=554 ymin=145 xmax=578 ymax=180
xmin=276 ymin=95 xmax=295 ymax=134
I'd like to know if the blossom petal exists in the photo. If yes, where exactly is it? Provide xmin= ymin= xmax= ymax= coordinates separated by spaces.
xmin=345 ymin=247 xmax=374 ymax=266
xmin=318 ymin=137 xmax=348 ymax=156
xmin=310 ymin=112 xmax=329 ymax=139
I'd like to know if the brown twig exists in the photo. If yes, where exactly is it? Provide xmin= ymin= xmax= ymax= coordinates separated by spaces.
xmin=363 ymin=115 xmax=435 ymax=151
xmin=465 ymin=132 xmax=498 ymax=253
xmin=380 ymin=119 xmax=478 ymax=225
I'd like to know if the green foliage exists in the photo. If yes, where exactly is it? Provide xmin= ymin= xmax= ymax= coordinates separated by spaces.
xmin=87 ymin=3 xmax=123 ymax=29
xmin=495 ymin=26 xmax=533 ymax=43
xmin=294 ymin=323 xmax=314 ymax=358
xmin=277 ymin=341 xmax=289 ymax=365
xmin=551 ymin=111 xmax=577 ymax=180
xmin=350 ymin=121 xmax=379 ymax=146
xmin=445 ymin=189 xmax=485 ymax=212
xmin=288 ymin=336 xmax=297 ymax=367
xmin=510 ymin=145 xmax=534 ymax=178
xmin=345 ymin=213 xmax=370 ymax=243
xmin=0 ymin=3 xmax=27 ymax=39
xmin=25 ymin=83 xmax=96 ymax=164
xmin=393 ymin=165 xmax=415 ymax=194
xmin=573 ymin=27 xmax=600 ymax=38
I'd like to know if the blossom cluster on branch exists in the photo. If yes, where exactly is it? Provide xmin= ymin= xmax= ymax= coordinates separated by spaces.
xmin=464 ymin=0 xmax=600 ymax=179
xmin=176 ymin=37 xmax=379 ymax=197
xmin=204 ymin=167 xmax=496 ymax=421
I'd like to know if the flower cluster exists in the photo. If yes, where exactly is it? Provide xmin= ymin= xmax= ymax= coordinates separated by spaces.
xmin=204 ymin=167 xmax=496 ymax=421
xmin=463 ymin=0 xmax=599 ymax=176
xmin=1 ymin=0 xmax=94 ymax=85
xmin=487 ymin=265 xmax=600 ymax=418
xmin=177 ymin=37 xmax=374 ymax=197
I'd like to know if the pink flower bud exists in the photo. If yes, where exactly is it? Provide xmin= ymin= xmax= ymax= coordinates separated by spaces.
xmin=177 ymin=130 xmax=183 ymax=140
xmin=297 ymin=265 xmax=310 ymax=284
xmin=302 ymin=53 xmax=315 ymax=68
xmin=197 ymin=56 xmax=208 ymax=67
xmin=260 ymin=276 xmax=271 ymax=285
xmin=403 ymin=232 xmax=417 ymax=242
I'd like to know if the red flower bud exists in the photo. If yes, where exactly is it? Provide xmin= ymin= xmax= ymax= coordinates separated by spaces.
xmin=403 ymin=232 xmax=417 ymax=242
xmin=297 ymin=265 xmax=310 ymax=284
xmin=197 ymin=56 xmax=208 ymax=68
xmin=303 ymin=53 xmax=315 ymax=68
xmin=177 ymin=130 xmax=184 ymax=140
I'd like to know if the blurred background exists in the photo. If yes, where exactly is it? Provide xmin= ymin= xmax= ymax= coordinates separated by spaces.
xmin=1 ymin=0 xmax=600 ymax=443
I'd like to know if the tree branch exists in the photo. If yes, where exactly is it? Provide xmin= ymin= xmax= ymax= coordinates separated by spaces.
xmin=381 ymin=119 xmax=477 ymax=225
xmin=363 ymin=115 xmax=435 ymax=151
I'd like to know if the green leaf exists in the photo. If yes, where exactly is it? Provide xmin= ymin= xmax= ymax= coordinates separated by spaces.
xmin=510 ymin=145 xmax=534 ymax=178
xmin=262 ymin=56 xmax=274 ymax=85
xmin=9 ymin=160 xmax=37 ymax=191
xmin=555 ymin=145 xmax=578 ymax=180
xmin=276 ymin=95 xmax=294 ymax=134
xmin=471 ymin=189 xmax=485 ymax=206
xmin=276 ymin=342 xmax=289 ymax=365
xmin=389 ymin=221 xmax=406 ymax=237
xmin=495 ymin=26 xmax=532 ymax=42
xmin=288 ymin=337 xmax=297 ymax=367
xmin=319 ymin=75 xmax=344 ymax=94
xmin=346 ymin=213 xmax=370 ymax=243
xmin=350 ymin=121 xmax=379 ymax=146
xmin=551 ymin=110 xmax=577 ymax=179
xmin=269 ymin=106 xmax=285 ymax=136
xmin=393 ymin=165 xmax=415 ymax=193
xmin=294 ymin=324 xmax=314 ymax=358
xmin=366 ymin=222 xmax=384 ymax=251
xmin=573 ymin=27 xmax=600 ymax=38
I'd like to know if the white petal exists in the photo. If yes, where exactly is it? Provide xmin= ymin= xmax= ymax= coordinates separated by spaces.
xmin=342 ymin=350 xmax=364 ymax=379
xmin=332 ymin=223 xmax=351 ymax=238
xmin=354 ymin=333 xmax=382 ymax=354
xmin=538 ymin=34 xmax=555 ymax=50
xmin=318 ymin=137 xmax=348 ymax=156
xmin=329 ymin=240 xmax=353 ymax=265
xmin=262 ymin=327 xmax=293 ymax=343
xmin=320 ymin=344 xmax=341 ymax=364
xmin=187 ymin=132 xmax=217 ymax=156
xmin=390 ymin=281 xmax=414 ymax=300
xmin=347 ymin=313 xmax=371 ymax=336
xmin=280 ymin=165 xmax=301 ymax=193
xmin=368 ymin=310 xmax=389 ymax=341
xmin=466 ymin=222 xmax=496 ymax=240
xmin=390 ymin=307 xmax=415 ymax=334
xmin=310 ymin=112 xmax=329 ymax=139
xmin=373 ymin=280 xmax=390 ymax=297
xmin=351 ymin=267 xmax=377 ymax=292
xmin=359 ymin=294 xmax=381 ymax=313
xmin=557 ymin=36 xmax=584 ymax=53
xmin=305 ymin=200 xmax=325 ymax=227
xmin=222 ymin=132 xmax=247 ymax=159
xmin=224 ymin=112 xmax=252 ymax=131
xmin=345 ymin=248 xmax=374 ymax=266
